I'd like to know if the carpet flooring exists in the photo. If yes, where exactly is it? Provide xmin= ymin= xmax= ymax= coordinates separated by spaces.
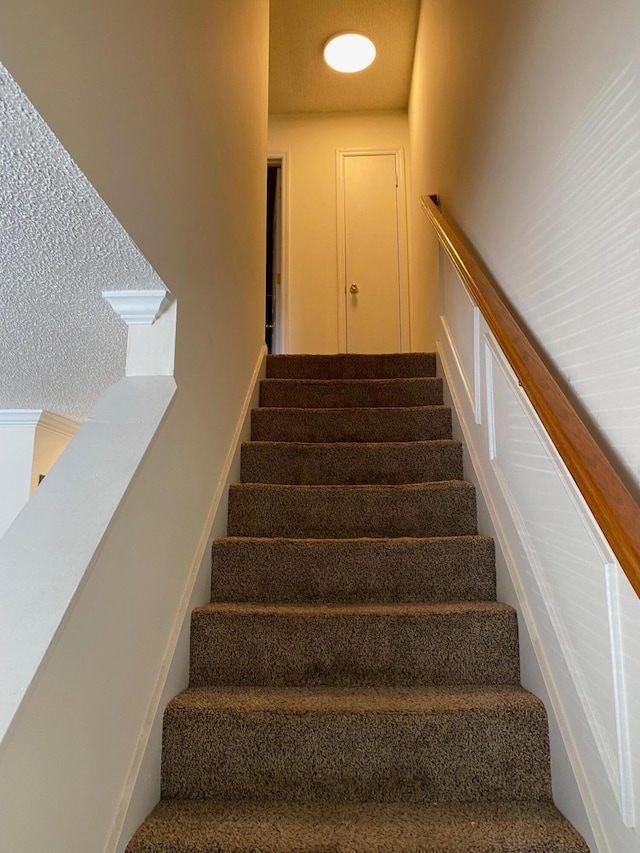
xmin=127 ymin=352 xmax=588 ymax=853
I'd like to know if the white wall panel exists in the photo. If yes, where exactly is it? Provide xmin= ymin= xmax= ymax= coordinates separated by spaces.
xmin=438 ymin=251 xmax=640 ymax=852
xmin=441 ymin=259 xmax=480 ymax=421
xmin=486 ymin=339 xmax=630 ymax=822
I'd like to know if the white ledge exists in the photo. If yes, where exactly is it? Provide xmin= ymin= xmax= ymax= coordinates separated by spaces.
xmin=102 ymin=289 xmax=169 ymax=325
xmin=0 ymin=376 xmax=177 ymax=745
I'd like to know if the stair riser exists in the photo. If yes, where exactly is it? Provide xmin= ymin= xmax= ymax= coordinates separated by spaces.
xmin=266 ymin=353 xmax=436 ymax=380
xmin=126 ymin=800 xmax=590 ymax=853
xmin=189 ymin=609 xmax=519 ymax=688
xmin=251 ymin=408 xmax=452 ymax=442
xmin=211 ymin=537 xmax=496 ymax=604
xmin=161 ymin=705 xmax=551 ymax=802
xmin=259 ymin=378 xmax=443 ymax=409
xmin=227 ymin=483 xmax=477 ymax=539
xmin=241 ymin=441 xmax=463 ymax=485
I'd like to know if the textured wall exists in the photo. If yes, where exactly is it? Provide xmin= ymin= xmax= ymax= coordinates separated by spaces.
xmin=0 ymin=62 xmax=165 ymax=421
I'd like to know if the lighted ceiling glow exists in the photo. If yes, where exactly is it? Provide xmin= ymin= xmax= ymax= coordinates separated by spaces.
xmin=323 ymin=33 xmax=376 ymax=73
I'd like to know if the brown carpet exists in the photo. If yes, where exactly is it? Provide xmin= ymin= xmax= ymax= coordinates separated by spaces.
xmin=127 ymin=352 xmax=589 ymax=853
xmin=259 ymin=378 xmax=443 ymax=408
xmin=240 ymin=440 xmax=463 ymax=485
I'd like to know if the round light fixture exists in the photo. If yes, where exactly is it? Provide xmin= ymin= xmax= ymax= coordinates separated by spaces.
xmin=323 ymin=33 xmax=376 ymax=73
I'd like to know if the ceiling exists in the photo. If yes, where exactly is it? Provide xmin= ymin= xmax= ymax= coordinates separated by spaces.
xmin=269 ymin=0 xmax=421 ymax=113
xmin=0 ymin=61 xmax=166 ymax=422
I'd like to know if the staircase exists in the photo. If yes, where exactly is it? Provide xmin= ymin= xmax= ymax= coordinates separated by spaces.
xmin=127 ymin=353 xmax=588 ymax=853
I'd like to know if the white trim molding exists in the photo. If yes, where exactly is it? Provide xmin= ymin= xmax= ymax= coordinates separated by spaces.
xmin=37 ymin=412 xmax=80 ymax=439
xmin=0 ymin=410 xmax=79 ymax=437
xmin=102 ymin=289 xmax=170 ymax=326
xmin=0 ymin=410 xmax=44 ymax=428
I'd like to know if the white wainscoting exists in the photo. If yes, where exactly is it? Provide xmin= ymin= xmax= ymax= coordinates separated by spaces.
xmin=438 ymin=254 xmax=640 ymax=853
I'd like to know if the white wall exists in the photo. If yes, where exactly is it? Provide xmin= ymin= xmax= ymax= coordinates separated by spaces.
xmin=408 ymin=0 xmax=640 ymax=496
xmin=268 ymin=111 xmax=409 ymax=353
xmin=0 ymin=426 xmax=34 ymax=539
xmin=408 ymin=1 xmax=640 ymax=850
xmin=0 ymin=1 xmax=269 ymax=850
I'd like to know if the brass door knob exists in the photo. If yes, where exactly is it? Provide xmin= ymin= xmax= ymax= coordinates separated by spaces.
xmin=349 ymin=283 xmax=359 ymax=294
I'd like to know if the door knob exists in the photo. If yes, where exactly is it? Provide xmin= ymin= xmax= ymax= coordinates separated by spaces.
xmin=349 ymin=283 xmax=359 ymax=294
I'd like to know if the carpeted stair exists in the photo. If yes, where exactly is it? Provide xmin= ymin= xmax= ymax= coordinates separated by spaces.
xmin=127 ymin=352 xmax=589 ymax=853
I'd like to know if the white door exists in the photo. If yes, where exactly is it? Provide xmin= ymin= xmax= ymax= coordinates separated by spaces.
xmin=342 ymin=153 xmax=403 ymax=353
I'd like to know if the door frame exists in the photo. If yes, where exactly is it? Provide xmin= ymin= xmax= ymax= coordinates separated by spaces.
xmin=336 ymin=147 xmax=411 ymax=353
xmin=267 ymin=149 xmax=291 ymax=354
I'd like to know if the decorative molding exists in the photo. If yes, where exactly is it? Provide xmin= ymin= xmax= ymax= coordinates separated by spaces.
xmin=0 ymin=409 xmax=44 ymax=427
xmin=440 ymin=314 xmax=476 ymax=420
xmin=605 ymin=562 xmax=636 ymax=828
xmin=485 ymin=342 xmax=496 ymax=460
xmin=473 ymin=306 xmax=482 ymax=425
xmin=38 ymin=411 xmax=80 ymax=439
xmin=102 ymin=289 xmax=169 ymax=326
xmin=0 ymin=410 xmax=79 ymax=437
xmin=440 ymin=268 xmax=480 ymax=423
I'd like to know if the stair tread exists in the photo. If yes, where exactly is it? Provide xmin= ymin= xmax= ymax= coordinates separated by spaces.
xmin=255 ymin=404 xmax=450 ymax=413
xmin=251 ymin=405 xmax=452 ymax=442
xmin=266 ymin=352 xmax=437 ymax=380
xmin=259 ymin=378 xmax=443 ymax=408
xmin=162 ymin=685 xmax=551 ymax=803
xmin=227 ymin=481 xmax=477 ymax=539
xmin=230 ymin=480 xmax=474 ymax=492
xmin=262 ymin=377 xmax=441 ymax=385
xmin=127 ymin=799 xmax=588 ymax=853
xmin=216 ymin=534 xmax=493 ymax=544
xmin=243 ymin=439 xmax=462 ymax=448
xmin=241 ymin=440 xmax=463 ymax=485
xmin=167 ymin=683 xmax=542 ymax=715
xmin=190 ymin=600 xmax=518 ymax=687
xmin=210 ymin=535 xmax=496 ymax=604
xmin=197 ymin=601 xmax=513 ymax=617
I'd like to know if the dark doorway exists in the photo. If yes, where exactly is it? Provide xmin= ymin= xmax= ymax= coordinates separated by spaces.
xmin=265 ymin=164 xmax=280 ymax=353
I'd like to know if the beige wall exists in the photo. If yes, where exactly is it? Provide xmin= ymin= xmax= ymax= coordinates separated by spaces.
xmin=0 ymin=1 xmax=268 ymax=849
xmin=30 ymin=421 xmax=76 ymax=495
xmin=409 ymin=0 xmax=640 ymax=496
xmin=268 ymin=111 xmax=409 ymax=353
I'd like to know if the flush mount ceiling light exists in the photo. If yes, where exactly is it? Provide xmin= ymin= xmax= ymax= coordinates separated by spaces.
xmin=323 ymin=33 xmax=376 ymax=73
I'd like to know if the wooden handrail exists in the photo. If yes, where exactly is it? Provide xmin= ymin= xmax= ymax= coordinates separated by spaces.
xmin=421 ymin=193 xmax=640 ymax=599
